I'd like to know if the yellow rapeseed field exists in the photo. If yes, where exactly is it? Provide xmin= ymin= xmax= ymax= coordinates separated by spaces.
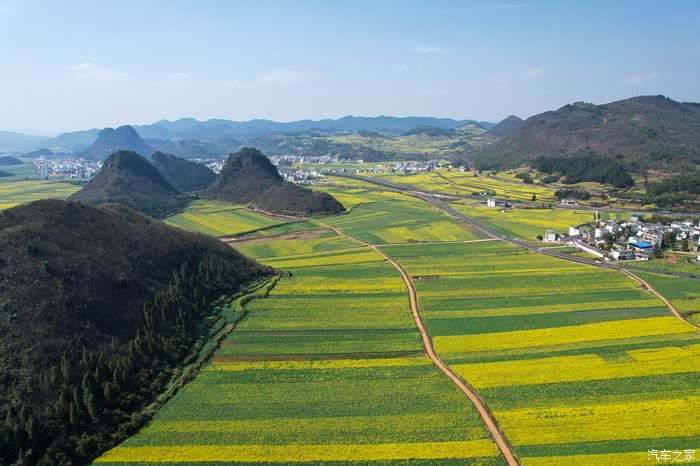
xmin=434 ymin=317 xmax=694 ymax=354
xmin=96 ymin=439 xmax=500 ymax=463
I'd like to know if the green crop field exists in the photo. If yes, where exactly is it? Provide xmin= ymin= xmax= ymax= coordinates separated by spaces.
xmin=234 ymin=229 xmax=363 ymax=258
xmin=363 ymin=169 xmax=557 ymax=202
xmin=164 ymin=200 xmax=296 ymax=237
xmin=636 ymin=272 xmax=700 ymax=326
xmin=0 ymin=180 xmax=80 ymax=210
xmin=0 ymin=161 xmax=40 ymax=182
xmin=383 ymin=241 xmax=700 ymax=465
xmin=312 ymin=186 xmax=489 ymax=244
xmin=92 ymin=178 xmax=700 ymax=465
xmin=95 ymin=225 xmax=503 ymax=465
xmin=629 ymin=255 xmax=700 ymax=276
xmin=452 ymin=202 xmax=595 ymax=239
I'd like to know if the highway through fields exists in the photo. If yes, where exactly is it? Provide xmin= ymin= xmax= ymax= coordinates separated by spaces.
xmin=329 ymin=172 xmax=700 ymax=281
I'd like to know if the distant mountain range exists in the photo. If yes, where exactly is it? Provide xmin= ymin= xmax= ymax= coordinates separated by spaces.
xmin=0 ymin=131 xmax=47 ymax=152
xmin=2 ymin=115 xmax=496 ymax=155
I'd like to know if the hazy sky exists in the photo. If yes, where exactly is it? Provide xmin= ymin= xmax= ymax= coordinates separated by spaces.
xmin=1 ymin=0 xmax=699 ymax=135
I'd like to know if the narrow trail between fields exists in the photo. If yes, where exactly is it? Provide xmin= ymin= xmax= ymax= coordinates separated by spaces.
xmin=327 ymin=225 xmax=521 ymax=466
xmin=621 ymin=270 xmax=700 ymax=330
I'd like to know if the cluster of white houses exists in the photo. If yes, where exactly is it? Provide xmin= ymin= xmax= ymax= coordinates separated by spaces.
xmin=544 ymin=215 xmax=700 ymax=261
xmin=32 ymin=157 xmax=102 ymax=180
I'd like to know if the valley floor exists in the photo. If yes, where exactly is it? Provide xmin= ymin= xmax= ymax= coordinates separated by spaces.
xmin=93 ymin=184 xmax=700 ymax=465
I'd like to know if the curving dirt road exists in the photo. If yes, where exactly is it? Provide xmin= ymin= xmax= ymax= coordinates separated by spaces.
xmin=328 ymin=225 xmax=521 ymax=466
xmin=621 ymin=269 xmax=700 ymax=330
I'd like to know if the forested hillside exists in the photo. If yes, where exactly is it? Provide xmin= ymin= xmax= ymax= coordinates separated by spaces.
xmin=0 ymin=200 xmax=270 ymax=465
xmin=475 ymin=96 xmax=700 ymax=173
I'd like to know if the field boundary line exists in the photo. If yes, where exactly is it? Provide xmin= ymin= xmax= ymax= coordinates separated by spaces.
xmin=621 ymin=270 xmax=700 ymax=331
xmin=327 ymin=225 xmax=520 ymax=466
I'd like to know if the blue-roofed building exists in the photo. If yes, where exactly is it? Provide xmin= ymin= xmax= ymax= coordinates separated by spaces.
xmin=628 ymin=241 xmax=653 ymax=252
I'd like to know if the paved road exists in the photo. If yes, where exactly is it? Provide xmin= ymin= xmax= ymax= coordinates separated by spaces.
xmin=329 ymin=172 xmax=700 ymax=281
xmin=328 ymin=172 xmax=700 ymax=216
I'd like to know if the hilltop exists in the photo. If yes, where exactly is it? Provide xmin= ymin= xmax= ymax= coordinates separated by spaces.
xmin=0 ymin=199 xmax=269 ymax=465
xmin=204 ymin=147 xmax=345 ymax=215
xmin=82 ymin=125 xmax=154 ymax=160
xmin=475 ymin=96 xmax=700 ymax=172
xmin=69 ymin=150 xmax=189 ymax=217
xmin=485 ymin=115 xmax=523 ymax=139
xmin=151 ymin=151 xmax=217 ymax=192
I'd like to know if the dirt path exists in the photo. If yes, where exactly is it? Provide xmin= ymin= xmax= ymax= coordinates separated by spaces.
xmin=328 ymin=225 xmax=520 ymax=466
xmin=621 ymin=270 xmax=700 ymax=331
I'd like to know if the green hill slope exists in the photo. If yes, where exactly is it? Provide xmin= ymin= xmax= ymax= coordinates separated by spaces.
xmin=204 ymin=148 xmax=345 ymax=215
xmin=69 ymin=150 xmax=190 ymax=217
xmin=0 ymin=199 xmax=270 ymax=465
xmin=475 ymin=95 xmax=700 ymax=172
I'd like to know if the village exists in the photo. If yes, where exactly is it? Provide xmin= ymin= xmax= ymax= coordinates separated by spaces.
xmin=542 ymin=212 xmax=700 ymax=263
xmin=31 ymin=156 xmax=102 ymax=180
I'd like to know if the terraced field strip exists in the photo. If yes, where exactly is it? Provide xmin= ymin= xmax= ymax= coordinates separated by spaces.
xmin=384 ymin=241 xmax=700 ymax=465
xmin=96 ymin=227 xmax=504 ymax=465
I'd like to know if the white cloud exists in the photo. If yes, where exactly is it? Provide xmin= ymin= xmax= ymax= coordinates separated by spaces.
xmin=69 ymin=62 xmax=130 ymax=82
xmin=520 ymin=67 xmax=544 ymax=79
xmin=224 ymin=80 xmax=240 ymax=89
xmin=414 ymin=46 xmax=446 ymax=56
xmin=621 ymin=72 xmax=657 ymax=86
xmin=258 ymin=67 xmax=313 ymax=84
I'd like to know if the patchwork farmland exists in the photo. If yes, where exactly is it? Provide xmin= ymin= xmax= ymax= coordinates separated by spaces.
xmin=383 ymin=241 xmax=700 ymax=465
xmin=94 ymin=229 xmax=504 ymax=465
xmin=89 ymin=181 xmax=699 ymax=465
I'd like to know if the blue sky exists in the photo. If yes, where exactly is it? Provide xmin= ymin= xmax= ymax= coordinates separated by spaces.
xmin=1 ymin=0 xmax=699 ymax=135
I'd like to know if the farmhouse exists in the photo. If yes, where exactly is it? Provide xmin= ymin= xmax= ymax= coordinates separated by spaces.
xmin=571 ymin=240 xmax=606 ymax=259
xmin=641 ymin=229 xmax=663 ymax=247
xmin=611 ymin=248 xmax=635 ymax=261
xmin=628 ymin=241 xmax=653 ymax=253
xmin=560 ymin=198 xmax=579 ymax=206
xmin=544 ymin=230 xmax=559 ymax=242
